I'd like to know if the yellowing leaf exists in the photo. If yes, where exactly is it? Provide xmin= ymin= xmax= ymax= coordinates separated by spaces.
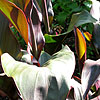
xmin=83 ymin=32 xmax=92 ymax=41
xmin=74 ymin=27 xmax=86 ymax=60
xmin=0 ymin=0 xmax=28 ymax=44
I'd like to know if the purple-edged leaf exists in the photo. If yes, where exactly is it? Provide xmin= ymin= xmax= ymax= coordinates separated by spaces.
xmin=1 ymin=45 xmax=75 ymax=100
xmin=0 ymin=12 xmax=21 ymax=59
xmin=33 ymin=0 xmax=54 ymax=33
xmin=82 ymin=59 xmax=100 ymax=99
xmin=28 ymin=4 xmax=45 ymax=60
xmin=0 ymin=0 xmax=28 ymax=44
xmin=74 ymin=27 xmax=86 ymax=73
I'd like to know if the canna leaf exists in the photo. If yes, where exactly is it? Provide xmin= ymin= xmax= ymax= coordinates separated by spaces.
xmin=74 ymin=27 xmax=86 ymax=60
xmin=0 ymin=11 xmax=21 ymax=59
xmin=33 ymin=0 xmax=54 ymax=33
xmin=28 ymin=3 xmax=45 ymax=60
xmin=82 ymin=59 xmax=100 ymax=99
xmin=67 ymin=10 xmax=97 ymax=33
xmin=74 ymin=27 xmax=86 ymax=73
xmin=0 ymin=0 xmax=28 ymax=44
xmin=1 ymin=45 xmax=75 ymax=100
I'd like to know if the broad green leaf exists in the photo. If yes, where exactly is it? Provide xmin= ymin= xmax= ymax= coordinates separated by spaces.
xmin=82 ymin=59 xmax=100 ymax=99
xmin=1 ymin=45 xmax=75 ymax=100
xmin=0 ymin=12 xmax=21 ymax=59
xmin=67 ymin=10 xmax=97 ymax=33
xmin=0 ymin=0 xmax=28 ymax=44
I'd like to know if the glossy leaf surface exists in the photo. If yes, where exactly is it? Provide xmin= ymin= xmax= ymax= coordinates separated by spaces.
xmin=82 ymin=59 xmax=100 ymax=99
xmin=1 ymin=45 xmax=75 ymax=100
xmin=0 ymin=0 xmax=28 ymax=44
xmin=67 ymin=10 xmax=97 ymax=33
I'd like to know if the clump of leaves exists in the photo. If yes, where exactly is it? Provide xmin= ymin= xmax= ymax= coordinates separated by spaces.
xmin=0 ymin=0 xmax=100 ymax=100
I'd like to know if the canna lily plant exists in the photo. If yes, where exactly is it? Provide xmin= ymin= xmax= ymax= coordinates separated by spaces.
xmin=0 ymin=0 xmax=100 ymax=100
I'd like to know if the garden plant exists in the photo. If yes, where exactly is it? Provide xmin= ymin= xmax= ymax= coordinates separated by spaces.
xmin=0 ymin=0 xmax=100 ymax=100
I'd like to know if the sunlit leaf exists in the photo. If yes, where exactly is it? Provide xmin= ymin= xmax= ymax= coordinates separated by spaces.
xmin=67 ymin=10 xmax=97 ymax=33
xmin=1 ymin=45 xmax=75 ymax=100
xmin=43 ymin=45 xmax=75 ymax=81
xmin=0 ymin=0 xmax=28 ymax=44
xmin=82 ymin=59 xmax=100 ymax=99
xmin=44 ymin=34 xmax=56 ymax=43
xmin=0 ymin=12 xmax=21 ymax=59
xmin=74 ymin=27 xmax=86 ymax=60
xmin=74 ymin=27 xmax=86 ymax=73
